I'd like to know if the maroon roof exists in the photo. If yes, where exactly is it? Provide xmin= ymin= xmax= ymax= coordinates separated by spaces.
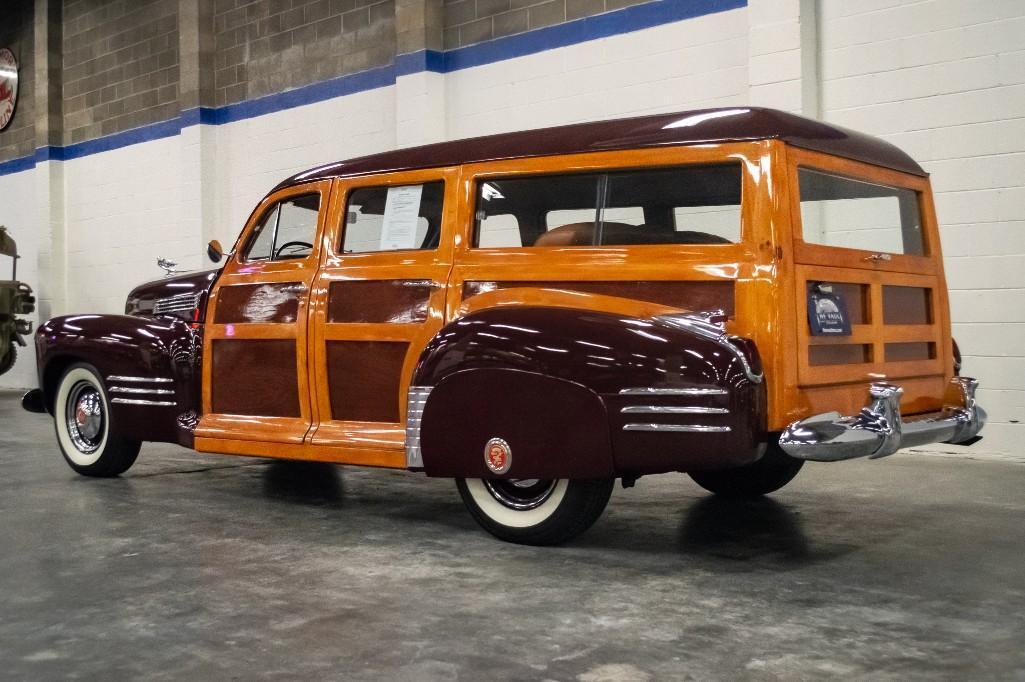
xmin=276 ymin=107 xmax=925 ymax=191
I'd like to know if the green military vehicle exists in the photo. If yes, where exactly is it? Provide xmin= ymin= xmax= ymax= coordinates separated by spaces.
xmin=0 ymin=226 xmax=35 ymax=377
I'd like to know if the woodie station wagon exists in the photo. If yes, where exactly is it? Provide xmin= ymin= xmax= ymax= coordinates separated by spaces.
xmin=24 ymin=107 xmax=986 ymax=545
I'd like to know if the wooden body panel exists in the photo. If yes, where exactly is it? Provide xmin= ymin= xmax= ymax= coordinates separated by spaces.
xmin=773 ymin=147 xmax=953 ymax=426
xmin=193 ymin=138 xmax=955 ymax=466
xmin=195 ymin=179 xmax=335 ymax=450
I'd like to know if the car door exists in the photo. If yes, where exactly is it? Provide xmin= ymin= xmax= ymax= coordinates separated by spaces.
xmin=306 ymin=169 xmax=458 ymax=467
xmin=195 ymin=179 xmax=335 ymax=456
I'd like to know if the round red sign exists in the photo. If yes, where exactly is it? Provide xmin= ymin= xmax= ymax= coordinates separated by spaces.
xmin=0 ymin=48 xmax=18 ymax=132
xmin=484 ymin=437 xmax=512 ymax=474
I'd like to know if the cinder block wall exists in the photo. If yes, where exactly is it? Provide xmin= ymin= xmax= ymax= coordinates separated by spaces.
xmin=214 ymin=0 xmax=396 ymax=106
xmin=441 ymin=0 xmax=651 ymax=49
xmin=61 ymin=0 xmax=179 ymax=143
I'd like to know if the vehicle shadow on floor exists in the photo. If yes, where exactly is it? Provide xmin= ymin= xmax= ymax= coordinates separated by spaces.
xmin=250 ymin=462 xmax=858 ymax=564
xmin=260 ymin=460 xmax=346 ymax=508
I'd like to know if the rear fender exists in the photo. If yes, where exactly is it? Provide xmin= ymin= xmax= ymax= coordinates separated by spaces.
xmin=412 ymin=305 xmax=766 ymax=477
xmin=35 ymin=314 xmax=202 ymax=446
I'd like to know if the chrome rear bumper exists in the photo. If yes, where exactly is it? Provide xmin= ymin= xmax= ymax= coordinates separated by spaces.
xmin=779 ymin=377 xmax=985 ymax=462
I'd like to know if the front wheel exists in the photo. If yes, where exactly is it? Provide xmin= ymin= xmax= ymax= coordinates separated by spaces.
xmin=54 ymin=363 xmax=141 ymax=477
xmin=456 ymin=478 xmax=614 ymax=545
xmin=688 ymin=441 xmax=804 ymax=498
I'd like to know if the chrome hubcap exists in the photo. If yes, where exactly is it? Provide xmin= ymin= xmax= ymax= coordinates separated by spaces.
xmin=65 ymin=382 xmax=104 ymax=453
xmin=483 ymin=479 xmax=558 ymax=510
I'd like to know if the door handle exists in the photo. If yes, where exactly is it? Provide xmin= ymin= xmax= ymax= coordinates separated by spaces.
xmin=401 ymin=279 xmax=442 ymax=289
xmin=863 ymin=253 xmax=892 ymax=263
xmin=280 ymin=283 xmax=308 ymax=293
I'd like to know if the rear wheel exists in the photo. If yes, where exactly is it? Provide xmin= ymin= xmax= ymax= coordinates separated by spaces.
xmin=54 ymin=363 xmax=140 ymax=477
xmin=456 ymin=477 xmax=614 ymax=545
xmin=689 ymin=441 xmax=803 ymax=497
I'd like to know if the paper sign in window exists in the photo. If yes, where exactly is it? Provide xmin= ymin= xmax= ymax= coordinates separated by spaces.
xmin=379 ymin=185 xmax=423 ymax=251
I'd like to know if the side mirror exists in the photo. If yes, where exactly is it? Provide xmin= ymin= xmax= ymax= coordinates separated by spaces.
xmin=207 ymin=239 xmax=224 ymax=263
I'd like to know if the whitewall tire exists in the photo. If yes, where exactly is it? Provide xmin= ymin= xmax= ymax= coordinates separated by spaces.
xmin=456 ymin=477 xmax=614 ymax=545
xmin=54 ymin=363 xmax=140 ymax=477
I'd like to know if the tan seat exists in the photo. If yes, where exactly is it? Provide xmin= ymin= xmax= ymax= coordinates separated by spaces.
xmin=534 ymin=221 xmax=733 ymax=247
xmin=534 ymin=222 xmax=637 ymax=247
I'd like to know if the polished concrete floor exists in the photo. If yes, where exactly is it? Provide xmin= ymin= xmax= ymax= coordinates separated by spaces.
xmin=1 ymin=390 xmax=1023 ymax=680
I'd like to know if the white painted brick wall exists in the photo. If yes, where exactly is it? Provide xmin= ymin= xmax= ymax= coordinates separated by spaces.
xmin=821 ymin=0 xmax=1025 ymax=456
xmin=445 ymin=7 xmax=749 ymax=138
xmin=213 ymin=87 xmax=397 ymax=250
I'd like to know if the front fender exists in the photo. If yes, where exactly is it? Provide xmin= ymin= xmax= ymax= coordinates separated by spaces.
xmin=412 ymin=306 xmax=766 ymax=476
xmin=35 ymin=314 xmax=202 ymax=446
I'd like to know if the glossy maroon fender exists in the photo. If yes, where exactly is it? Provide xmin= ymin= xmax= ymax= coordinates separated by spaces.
xmin=418 ymin=368 xmax=615 ymax=479
xmin=35 ymin=314 xmax=202 ymax=447
xmin=412 ymin=306 xmax=766 ymax=478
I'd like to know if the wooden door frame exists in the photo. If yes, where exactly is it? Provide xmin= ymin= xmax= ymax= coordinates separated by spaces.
xmin=194 ymin=179 xmax=337 ymax=458
xmin=303 ymin=168 xmax=460 ymax=467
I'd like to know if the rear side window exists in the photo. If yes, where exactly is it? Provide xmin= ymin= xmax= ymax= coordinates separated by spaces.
xmin=798 ymin=168 xmax=924 ymax=256
xmin=474 ymin=164 xmax=742 ymax=248
xmin=342 ymin=182 xmax=445 ymax=253
xmin=243 ymin=193 xmax=321 ymax=261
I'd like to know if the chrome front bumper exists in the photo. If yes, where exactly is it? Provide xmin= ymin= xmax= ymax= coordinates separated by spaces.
xmin=779 ymin=377 xmax=986 ymax=462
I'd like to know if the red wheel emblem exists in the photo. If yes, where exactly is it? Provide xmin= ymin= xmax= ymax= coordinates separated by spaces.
xmin=484 ymin=438 xmax=511 ymax=474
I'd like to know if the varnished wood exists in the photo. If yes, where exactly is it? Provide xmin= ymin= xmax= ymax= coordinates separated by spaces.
xmin=193 ymin=137 xmax=956 ymax=462
xmin=195 ymin=179 xmax=336 ymax=444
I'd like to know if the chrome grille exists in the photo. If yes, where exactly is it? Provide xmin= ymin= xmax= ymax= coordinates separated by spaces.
xmin=153 ymin=292 xmax=201 ymax=316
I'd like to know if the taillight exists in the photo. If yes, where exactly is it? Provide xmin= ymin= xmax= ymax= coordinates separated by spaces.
xmin=952 ymin=338 xmax=962 ymax=375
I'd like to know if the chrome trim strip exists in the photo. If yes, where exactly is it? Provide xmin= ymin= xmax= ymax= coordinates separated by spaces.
xmin=110 ymin=398 xmax=177 ymax=407
xmin=405 ymin=386 xmax=432 ymax=469
xmin=109 ymin=386 xmax=175 ymax=396
xmin=153 ymin=292 xmax=201 ymax=315
xmin=622 ymin=423 xmax=731 ymax=433
xmin=618 ymin=387 xmax=728 ymax=396
xmin=621 ymin=405 xmax=729 ymax=414
xmin=653 ymin=310 xmax=764 ymax=384
xmin=779 ymin=377 xmax=986 ymax=462
xmin=106 ymin=375 xmax=174 ymax=383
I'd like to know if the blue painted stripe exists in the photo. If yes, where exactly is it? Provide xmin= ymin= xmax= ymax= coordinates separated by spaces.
xmin=0 ymin=0 xmax=745 ymax=178
xmin=0 ymin=154 xmax=35 ymax=176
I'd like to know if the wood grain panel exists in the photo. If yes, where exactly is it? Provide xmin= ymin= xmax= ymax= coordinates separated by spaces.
xmin=809 ymin=344 xmax=871 ymax=366
xmin=885 ymin=342 xmax=935 ymax=362
xmin=883 ymin=285 xmax=932 ymax=325
xmin=214 ymin=283 xmax=303 ymax=324
xmin=212 ymin=339 xmax=300 ymax=417
xmin=328 ymin=280 xmax=433 ymax=323
xmin=326 ymin=341 xmax=409 ymax=422
xmin=462 ymin=280 xmax=735 ymax=316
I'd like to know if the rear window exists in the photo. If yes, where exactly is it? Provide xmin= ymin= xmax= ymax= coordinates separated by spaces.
xmin=798 ymin=168 xmax=924 ymax=256
xmin=474 ymin=164 xmax=742 ymax=248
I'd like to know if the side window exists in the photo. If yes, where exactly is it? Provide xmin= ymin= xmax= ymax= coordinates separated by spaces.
xmin=342 ymin=181 xmax=444 ymax=253
xmin=798 ymin=168 xmax=924 ymax=256
xmin=474 ymin=164 xmax=742 ymax=247
xmin=243 ymin=193 xmax=321 ymax=261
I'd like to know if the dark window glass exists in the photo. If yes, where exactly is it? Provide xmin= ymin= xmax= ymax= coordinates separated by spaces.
xmin=474 ymin=164 xmax=742 ymax=247
xmin=342 ymin=182 xmax=445 ymax=253
xmin=243 ymin=193 xmax=321 ymax=261
xmin=798 ymin=168 xmax=924 ymax=256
